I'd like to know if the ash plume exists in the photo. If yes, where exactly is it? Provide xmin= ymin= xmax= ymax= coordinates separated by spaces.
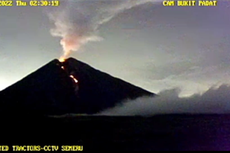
xmin=48 ymin=0 xmax=161 ymax=59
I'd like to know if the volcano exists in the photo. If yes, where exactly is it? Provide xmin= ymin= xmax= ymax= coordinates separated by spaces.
xmin=0 ymin=57 xmax=154 ymax=116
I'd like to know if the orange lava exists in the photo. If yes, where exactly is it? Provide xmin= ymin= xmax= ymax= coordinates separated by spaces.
xmin=70 ymin=75 xmax=78 ymax=83
xmin=59 ymin=57 xmax=66 ymax=62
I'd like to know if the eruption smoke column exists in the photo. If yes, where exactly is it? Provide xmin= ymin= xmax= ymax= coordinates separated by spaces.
xmin=48 ymin=0 xmax=161 ymax=60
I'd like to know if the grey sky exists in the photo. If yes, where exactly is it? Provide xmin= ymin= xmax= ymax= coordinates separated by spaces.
xmin=0 ymin=0 xmax=229 ymax=98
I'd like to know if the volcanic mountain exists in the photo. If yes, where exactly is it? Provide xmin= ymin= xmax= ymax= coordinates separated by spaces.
xmin=0 ymin=57 xmax=154 ymax=116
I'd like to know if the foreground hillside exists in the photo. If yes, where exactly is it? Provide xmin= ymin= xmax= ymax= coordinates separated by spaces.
xmin=1 ymin=114 xmax=230 ymax=151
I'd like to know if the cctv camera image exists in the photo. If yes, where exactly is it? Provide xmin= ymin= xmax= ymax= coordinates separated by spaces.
xmin=0 ymin=0 xmax=229 ymax=151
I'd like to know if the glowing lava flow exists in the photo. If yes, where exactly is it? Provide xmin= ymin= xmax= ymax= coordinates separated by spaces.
xmin=59 ymin=58 xmax=78 ymax=84
xmin=59 ymin=57 xmax=66 ymax=63
xmin=70 ymin=75 xmax=78 ymax=83
xmin=59 ymin=58 xmax=66 ymax=70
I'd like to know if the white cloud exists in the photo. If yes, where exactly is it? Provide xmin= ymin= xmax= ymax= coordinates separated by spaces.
xmin=97 ymin=84 xmax=230 ymax=116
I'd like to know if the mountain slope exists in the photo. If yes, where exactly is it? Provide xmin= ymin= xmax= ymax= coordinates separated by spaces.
xmin=62 ymin=58 xmax=154 ymax=114
xmin=0 ymin=58 xmax=154 ymax=116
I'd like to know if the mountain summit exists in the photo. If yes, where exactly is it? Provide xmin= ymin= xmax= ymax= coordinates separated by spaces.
xmin=0 ymin=57 xmax=154 ymax=116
